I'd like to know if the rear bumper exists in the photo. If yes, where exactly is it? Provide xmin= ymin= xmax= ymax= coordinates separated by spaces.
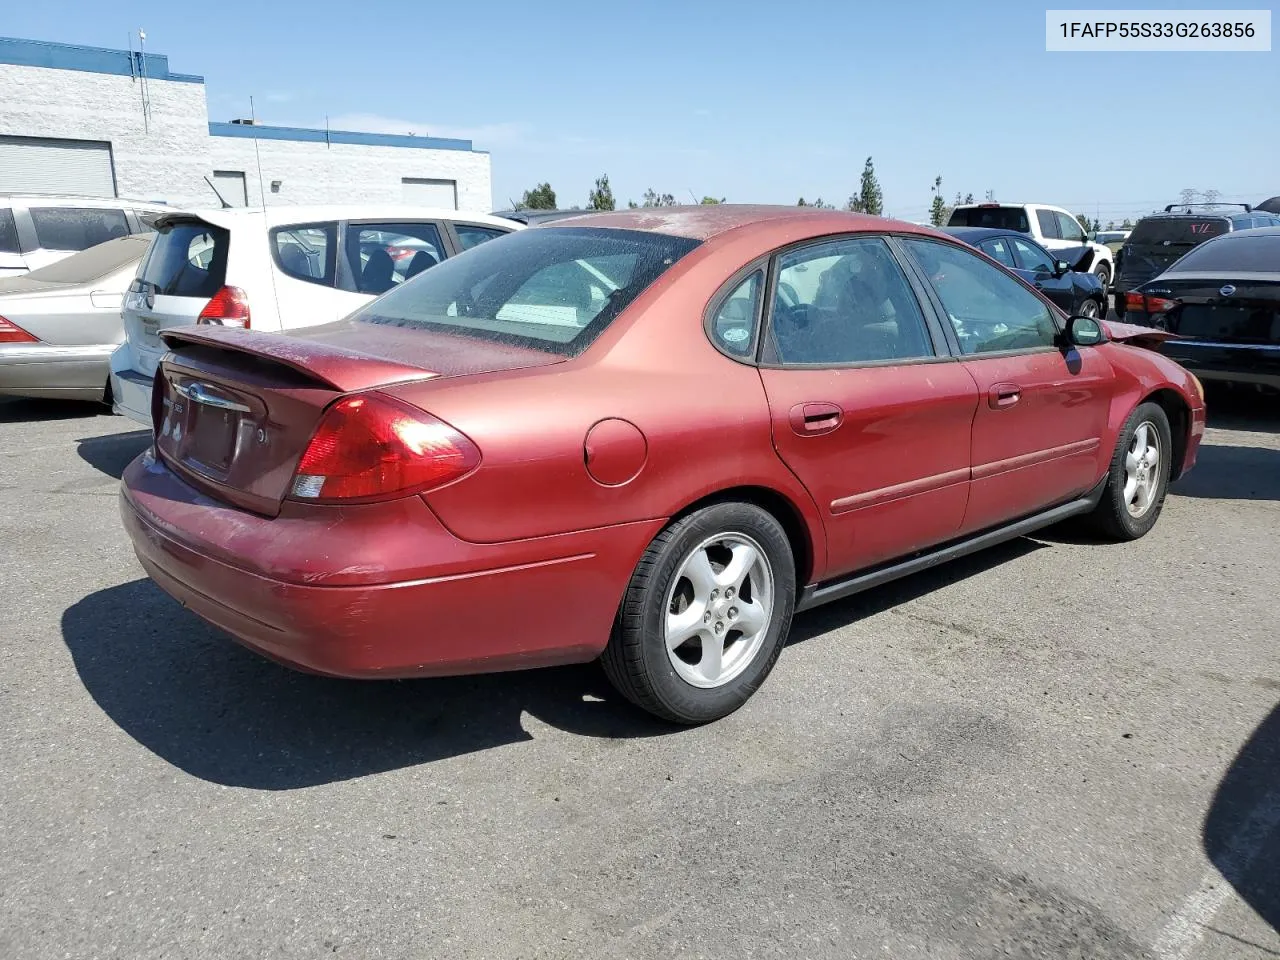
xmin=0 ymin=343 xmax=114 ymax=399
xmin=1161 ymin=341 xmax=1280 ymax=390
xmin=108 ymin=347 xmax=154 ymax=425
xmin=120 ymin=449 xmax=662 ymax=679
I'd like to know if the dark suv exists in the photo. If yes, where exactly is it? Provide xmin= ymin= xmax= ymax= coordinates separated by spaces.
xmin=1115 ymin=204 xmax=1280 ymax=319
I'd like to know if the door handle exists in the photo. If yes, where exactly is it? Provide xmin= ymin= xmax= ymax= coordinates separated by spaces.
xmin=989 ymin=383 xmax=1021 ymax=410
xmin=789 ymin=402 xmax=844 ymax=436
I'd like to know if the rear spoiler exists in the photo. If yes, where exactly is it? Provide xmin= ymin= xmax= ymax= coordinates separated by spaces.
xmin=160 ymin=325 xmax=439 ymax=393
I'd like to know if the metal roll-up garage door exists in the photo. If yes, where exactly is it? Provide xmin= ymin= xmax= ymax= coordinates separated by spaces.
xmin=0 ymin=135 xmax=117 ymax=197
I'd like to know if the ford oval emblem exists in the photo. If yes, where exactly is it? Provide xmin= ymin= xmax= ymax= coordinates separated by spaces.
xmin=1220 ymin=284 xmax=1236 ymax=297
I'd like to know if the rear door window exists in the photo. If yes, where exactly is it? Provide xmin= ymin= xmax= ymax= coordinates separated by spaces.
xmin=0 ymin=209 xmax=19 ymax=254
xmin=344 ymin=221 xmax=447 ymax=294
xmin=30 ymin=207 xmax=130 ymax=252
xmin=272 ymin=223 xmax=337 ymax=286
xmin=138 ymin=220 xmax=228 ymax=298
xmin=1036 ymin=209 xmax=1061 ymax=239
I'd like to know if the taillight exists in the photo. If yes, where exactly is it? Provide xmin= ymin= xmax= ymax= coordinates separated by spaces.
xmin=0 ymin=316 xmax=38 ymax=343
xmin=196 ymin=286 xmax=251 ymax=328
xmin=1124 ymin=292 xmax=1179 ymax=314
xmin=289 ymin=393 xmax=480 ymax=503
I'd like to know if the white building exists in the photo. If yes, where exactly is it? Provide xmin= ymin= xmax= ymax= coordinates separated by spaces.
xmin=0 ymin=36 xmax=492 ymax=211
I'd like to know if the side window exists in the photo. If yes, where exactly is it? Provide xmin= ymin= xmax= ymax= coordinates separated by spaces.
xmin=1055 ymin=212 xmax=1086 ymax=243
xmin=709 ymin=270 xmax=762 ymax=358
xmin=1010 ymin=237 xmax=1055 ymax=273
xmin=902 ymin=238 xmax=1058 ymax=355
xmin=1035 ymin=209 xmax=1061 ymax=239
xmin=273 ymin=223 xmax=337 ymax=286
xmin=30 ymin=207 xmax=129 ymax=251
xmin=0 ymin=209 xmax=19 ymax=254
xmin=769 ymin=236 xmax=934 ymax=365
xmin=455 ymin=225 xmax=508 ymax=251
xmin=345 ymin=221 xmax=447 ymax=294
xmin=979 ymin=238 xmax=1016 ymax=268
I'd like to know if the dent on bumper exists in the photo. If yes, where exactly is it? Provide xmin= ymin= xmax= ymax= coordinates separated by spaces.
xmin=120 ymin=452 xmax=663 ymax=679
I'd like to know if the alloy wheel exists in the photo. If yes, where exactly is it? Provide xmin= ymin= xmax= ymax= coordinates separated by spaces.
xmin=1123 ymin=421 xmax=1162 ymax=517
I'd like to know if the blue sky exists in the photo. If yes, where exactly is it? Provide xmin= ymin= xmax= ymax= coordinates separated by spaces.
xmin=6 ymin=1 xmax=1276 ymax=222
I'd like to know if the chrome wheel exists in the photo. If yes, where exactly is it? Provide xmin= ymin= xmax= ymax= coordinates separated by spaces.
xmin=1123 ymin=420 xmax=1161 ymax=517
xmin=1079 ymin=298 xmax=1100 ymax=319
xmin=664 ymin=533 xmax=775 ymax=689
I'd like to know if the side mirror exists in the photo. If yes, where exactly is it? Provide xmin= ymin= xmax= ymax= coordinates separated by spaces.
xmin=1053 ymin=260 xmax=1072 ymax=277
xmin=1061 ymin=314 xmax=1105 ymax=348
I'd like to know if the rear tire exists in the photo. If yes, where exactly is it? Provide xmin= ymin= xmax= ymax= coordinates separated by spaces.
xmin=601 ymin=502 xmax=796 ymax=725
xmin=1087 ymin=402 xmax=1172 ymax=541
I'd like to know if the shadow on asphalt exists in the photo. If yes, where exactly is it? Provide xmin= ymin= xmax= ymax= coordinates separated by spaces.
xmin=76 ymin=430 xmax=150 ymax=480
xmin=1204 ymin=385 xmax=1280 ymax=434
xmin=61 ymin=579 xmax=673 ymax=791
xmin=1204 ymin=703 xmax=1280 ymax=935
xmin=0 ymin=397 xmax=109 ymax=422
xmin=1172 ymin=443 xmax=1280 ymax=501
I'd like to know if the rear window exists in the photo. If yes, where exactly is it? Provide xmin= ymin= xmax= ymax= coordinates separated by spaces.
xmin=1128 ymin=217 xmax=1229 ymax=245
xmin=1166 ymin=234 xmax=1280 ymax=274
xmin=947 ymin=207 xmax=1031 ymax=232
xmin=350 ymin=226 xmax=700 ymax=356
xmin=30 ymin=207 xmax=130 ymax=251
xmin=138 ymin=220 xmax=228 ymax=298
xmin=0 ymin=209 xmax=19 ymax=254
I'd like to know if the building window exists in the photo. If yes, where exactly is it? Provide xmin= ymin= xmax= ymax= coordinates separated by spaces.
xmin=212 ymin=170 xmax=248 ymax=206
xmin=401 ymin=178 xmax=457 ymax=209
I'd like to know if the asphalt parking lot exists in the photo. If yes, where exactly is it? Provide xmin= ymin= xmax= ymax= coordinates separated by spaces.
xmin=1 ymin=390 xmax=1278 ymax=960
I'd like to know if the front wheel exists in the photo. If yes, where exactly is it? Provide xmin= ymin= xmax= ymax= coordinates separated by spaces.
xmin=1087 ymin=402 xmax=1173 ymax=540
xmin=1078 ymin=298 xmax=1101 ymax=319
xmin=1093 ymin=263 xmax=1111 ymax=292
xmin=601 ymin=502 xmax=796 ymax=724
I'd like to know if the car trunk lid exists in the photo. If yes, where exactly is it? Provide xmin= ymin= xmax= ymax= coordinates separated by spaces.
xmin=1151 ymin=278 xmax=1280 ymax=344
xmin=154 ymin=321 xmax=564 ymax=516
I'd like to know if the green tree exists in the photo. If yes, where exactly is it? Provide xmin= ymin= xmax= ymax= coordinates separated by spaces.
xmin=520 ymin=182 xmax=557 ymax=210
xmin=699 ymin=196 xmax=724 ymax=204
xmin=1121 ymin=217 xmax=1133 ymax=229
xmin=847 ymin=156 xmax=883 ymax=215
xmin=587 ymin=174 xmax=615 ymax=211
xmin=1074 ymin=213 xmax=1096 ymax=235
xmin=638 ymin=188 xmax=677 ymax=207
xmin=798 ymin=197 xmax=835 ymax=209
xmin=928 ymin=176 xmax=947 ymax=226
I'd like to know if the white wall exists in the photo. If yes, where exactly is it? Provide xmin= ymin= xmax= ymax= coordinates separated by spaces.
xmin=208 ymin=136 xmax=492 ymax=213
xmin=0 ymin=64 xmax=213 ymax=207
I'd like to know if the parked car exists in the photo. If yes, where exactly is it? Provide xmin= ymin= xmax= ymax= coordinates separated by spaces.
xmin=119 ymin=206 xmax=1204 ymax=725
xmin=491 ymin=209 xmax=594 ymax=226
xmin=946 ymin=202 xmax=1116 ymax=292
xmin=0 ymin=234 xmax=151 ymax=402
xmin=943 ymin=226 xmax=1107 ymax=318
xmin=1257 ymin=196 xmax=1280 ymax=215
xmin=1123 ymin=226 xmax=1280 ymax=390
xmin=109 ymin=205 xmax=519 ymax=425
xmin=1093 ymin=229 xmax=1131 ymax=256
xmin=0 ymin=194 xmax=166 ymax=279
xmin=1114 ymin=204 xmax=1280 ymax=320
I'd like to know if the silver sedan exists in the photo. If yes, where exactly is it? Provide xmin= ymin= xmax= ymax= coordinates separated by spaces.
xmin=0 ymin=235 xmax=150 ymax=402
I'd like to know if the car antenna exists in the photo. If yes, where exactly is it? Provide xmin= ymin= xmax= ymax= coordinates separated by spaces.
xmin=203 ymin=175 xmax=232 ymax=209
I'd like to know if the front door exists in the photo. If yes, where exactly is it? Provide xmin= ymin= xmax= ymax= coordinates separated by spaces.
xmin=758 ymin=235 xmax=979 ymax=580
xmin=899 ymin=236 xmax=1114 ymax=535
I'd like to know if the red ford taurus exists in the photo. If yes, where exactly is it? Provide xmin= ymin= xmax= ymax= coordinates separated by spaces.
xmin=120 ymin=206 xmax=1205 ymax=724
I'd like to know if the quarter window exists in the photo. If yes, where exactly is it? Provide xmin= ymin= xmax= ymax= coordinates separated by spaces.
xmin=30 ymin=207 xmax=129 ymax=251
xmin=710 ymin=270 xmax=762 ymax=358
xmin=1011 ymin=237 xmax=1055 ymax=274
xmin=455 ymin=225 xmax=508 ymax=251
xmin=769 ymin=237 xmax=934 ymax=365
xmin=903 ymin=238 xmax=1058 ymax=355
xmin=345 ymin=221 xmax=447 ymax=293
xmin=273 ymin=223 xmax=337 ymax=286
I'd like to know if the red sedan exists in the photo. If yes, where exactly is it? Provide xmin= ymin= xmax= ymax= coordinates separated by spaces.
xmin=120 ymin=206 xmax=1205 ymax=724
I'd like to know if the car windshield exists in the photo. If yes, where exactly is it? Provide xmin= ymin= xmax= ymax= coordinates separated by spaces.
xmin=947 ymin=207 xmax=1031 ymax=231
xmin=1166 ymin=234 xmax=1280 ymax=274
xmin=20 ymin=234 xmax=149 ymax=283
xmin=351 ymin=227 xmax=700 ymax=355
xmin=1128 ymin=218 xmax=1229 ymax=245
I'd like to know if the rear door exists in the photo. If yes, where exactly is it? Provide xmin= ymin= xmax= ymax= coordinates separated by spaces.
xmin=329 ymin=220 xmax=451 ymax=322
xmin=120 ymin=218 xmax=231 ymax=379
xmin=267 ymin=221 xmax=344 ymax=330
xmin=757 ymin=234 xmax=978 ymax=578
xmin=899 ymin=237 xmax=1114 ymax=535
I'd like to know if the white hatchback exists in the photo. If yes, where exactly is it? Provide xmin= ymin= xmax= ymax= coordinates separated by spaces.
xmin=109 ymin=205 xmax=520 ymax=425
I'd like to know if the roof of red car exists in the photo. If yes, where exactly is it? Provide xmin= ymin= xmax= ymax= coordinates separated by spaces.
xmin=539 ymin=204 xmax=940 ymax=242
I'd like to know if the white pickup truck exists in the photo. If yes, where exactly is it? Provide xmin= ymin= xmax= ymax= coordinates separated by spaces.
xmin=947 ymin=202 xmax=1115 ymax=291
